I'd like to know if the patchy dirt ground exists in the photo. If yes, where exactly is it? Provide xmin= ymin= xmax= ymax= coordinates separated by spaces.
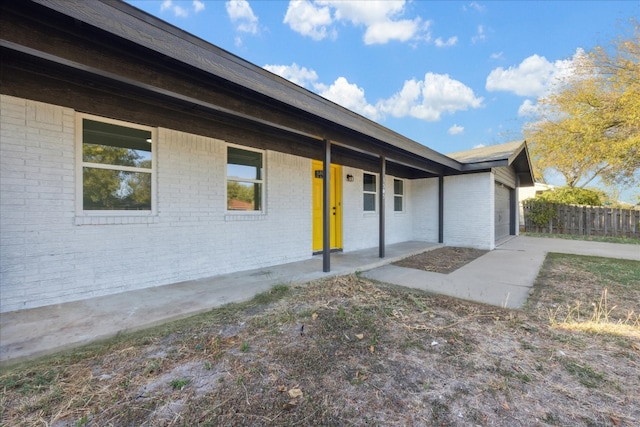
xmin=393 ymin=246 xmax=488 ymax=273
xmin=1 ymin=252 xmax=639 ymax=426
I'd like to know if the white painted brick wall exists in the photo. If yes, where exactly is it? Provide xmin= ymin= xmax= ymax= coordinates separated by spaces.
xmin=0 ymin=95 xmax=312 ymax=313
xmin=384 ymin=175 xmax=413 ymax=244
xmin=342 ymin=167 xmax=381 ymax=251
xmin=341 ymin=167 xmax=438 ymax=251
xmin=1 ymin=95 xmax=493 ymax=313
xmin=443 ymin=173 xmax=494 ymax=250
xmin=410 ymin=177 xmax=439 ymax=242
xmin=1 ymin=95 xmax=76 ymax=312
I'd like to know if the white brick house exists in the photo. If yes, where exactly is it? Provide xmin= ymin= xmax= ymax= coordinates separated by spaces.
xmin=0 ymin=0 xmax=533 ymax=314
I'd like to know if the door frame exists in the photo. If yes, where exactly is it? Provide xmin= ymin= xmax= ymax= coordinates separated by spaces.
xmin=312 ymin=160 xmax=342 ymax=252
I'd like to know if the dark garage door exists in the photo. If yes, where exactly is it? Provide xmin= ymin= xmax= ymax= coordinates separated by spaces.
xmin=495 ymin=183 xmax=511 ymax=242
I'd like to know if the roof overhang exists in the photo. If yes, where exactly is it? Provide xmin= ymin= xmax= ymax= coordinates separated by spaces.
xmin=6 ymin=1 xmax=538 ymax=184
xmin=449 ymin=141 xmax=535 ymax=187
xmin=2 ymin=0 xmax=464 ymax=179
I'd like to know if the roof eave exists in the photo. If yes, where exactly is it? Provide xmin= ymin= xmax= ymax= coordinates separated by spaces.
xmin=29 ymin=0 xmax=462 ymax=172
xmin=457 ymin=141 xmax=535 ymax=186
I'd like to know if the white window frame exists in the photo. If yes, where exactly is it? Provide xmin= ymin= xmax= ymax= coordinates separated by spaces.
xmin=363 ymin=172 xmax=378 ymax=212
xmin=393 ymin=178 xmax=404 ymax=213
xmin=75 ymin=113 xmax=157 ymax=217
xmin=225 ymin=143 xmax=266 ymax=214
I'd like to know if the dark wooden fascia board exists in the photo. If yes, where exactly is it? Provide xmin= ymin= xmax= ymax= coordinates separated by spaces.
xmin=460 ymin=160 xmax=510 ymax=171
xmin=443 ymin=168 xmax=492 ymax=178
xmin=506 ymin=142 xmax=534 ymax=186
xmin=2 ymin=40 xmax=327 ymax=144
xmin=3 ymin=38 xmax=449 ymax=179
xmin=517 ymin=172 xmax=535 ymax=187
xmin=507 ymin=143 xmax=526 ymax=164
xmin=0 ymin=2 xmax=311 ymax=137
xmin=513 ymin=143 xmax=535 ymax=186
xmin=1 ymin=48 xmax=331 ymax=164
xmin=3 ymin=46 xmax=437 ymax=180
xmin=25 ymin=0 xmax=462 ymax=172
xmin=458 ymin=142 xmax=534 ymax=185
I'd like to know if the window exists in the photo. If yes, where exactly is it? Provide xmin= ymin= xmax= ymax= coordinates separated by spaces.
xmin=363 ymin=173 xmax=377 ymax=212
xmin=394 ymin=179 xmax=404 ymax=212
xmin=227 ymin=146 xmax=264 ymax=211
xmin=79 ymin=115 xmax=154 ymax=212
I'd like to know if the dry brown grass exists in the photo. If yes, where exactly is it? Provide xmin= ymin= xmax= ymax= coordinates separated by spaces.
xmin=1 ymin=253 xmax=639 ymax=426
xmin=393 ymin=246 xmax=488 ymax=274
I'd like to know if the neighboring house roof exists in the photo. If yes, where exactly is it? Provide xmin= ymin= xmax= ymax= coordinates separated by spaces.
xmin=449 ymin=141 xmax=523 ymax=164
xmin=228 ymin=200 xmax=254 ymax=211
xmin=448 ymin=141 xmax=535 ymax=187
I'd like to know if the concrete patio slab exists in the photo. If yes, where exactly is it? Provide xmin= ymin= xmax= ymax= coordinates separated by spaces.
xmin=0 ymin=241 xmax=439 ymax=367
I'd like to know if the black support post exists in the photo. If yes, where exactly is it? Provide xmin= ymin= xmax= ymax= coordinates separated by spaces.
xmin=438 ymin=175 xmax=444 ymax=244
xmin=379 ymin=156 xmax=386 ymax=258
xmin=509 ymin=188 xmax=517 ymax=236
xmin=323 ymin=138 xmax=331 ymax=272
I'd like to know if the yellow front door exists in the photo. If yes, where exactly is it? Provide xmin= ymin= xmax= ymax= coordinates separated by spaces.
xmin=312 ymin=160 xmax=342 ymax=252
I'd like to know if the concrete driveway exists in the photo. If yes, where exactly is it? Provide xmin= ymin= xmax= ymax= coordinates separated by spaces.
xmin=363 ymin=236 xmax=639 ymax=310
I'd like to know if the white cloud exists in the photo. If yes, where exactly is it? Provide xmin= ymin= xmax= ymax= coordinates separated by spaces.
xmin=160 ymin=0 xmax=172 ymax=12
xmin=160 ymin=0 xmax=201 ymax=17
xmin=448 ymin=124 xmax=464 ymax=135
xmin=263 ymin=63 xmax=319 ymax=88
xmin=464 ymin=2 xmax=486 ymax=12
xmin=378 ymin=73 xmax=484 ymax=122
xmin=518 ymin=99 xmax=538 ymax=117
xmin=174 ymin=5 xmax=188 ymax=17
xmin=284 ymin=0 xmax=334 ymax=41
xmin=485 ymin=49 xmax=583 ymax=97
xmin=226 ymin=0 xmax=259 ymax=34
xmin=283 ymin=0 xmax=430 ymax=45
xmin=435 ymin=36 xmax=458 ymax=48
xmin=472 ymin=25 xmax=486 ymax=43
xmin=363 ymin=18 xmax=421 ymax=44
xmin=263 ymin=65 xmax=482 ymax=123
xmin=264 ymin=63 xmax=378 ymax=119
xmin=473 ymin=143 xmax=486 ymax=148
xmin=193 ymin=0 xmax=205 ymax=13
xmin=318 ymin=77 xmax=380 ymax=120
xmin=329 ymin=0 xmax=406 ymax=24
xmin=490 ymin=51 xmax=503 ymax=60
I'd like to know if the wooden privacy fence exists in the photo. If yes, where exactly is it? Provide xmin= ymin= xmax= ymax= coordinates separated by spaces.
xmin=523 ymin=201 xmax=640 ymax=238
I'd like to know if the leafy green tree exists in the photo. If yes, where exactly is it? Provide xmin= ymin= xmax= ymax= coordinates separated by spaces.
xmin=526 ymin=21 xmax=640 ymax=189
xmin=83 ymin=145 xmax=150 ymax=209
xmin=127 ymin=160 xmax=152 ymax=208
xmin=535 ymin=186 xmax=604 ymax=206
xmin=83 ymin=168 xmax=123 ymax=209
xmin=227 ymin=181 xmax=256 ymax=209
xmin=83 ymin=144 xmax=139 ymax=167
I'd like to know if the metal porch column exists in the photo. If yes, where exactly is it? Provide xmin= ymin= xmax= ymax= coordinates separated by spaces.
xmin=438 ymin=175 xmax=444 ymax=243
xmin=323 ymin=138 xmax=331 ymax=272
xmin=379 ymin=156 xmax=386 ymax=258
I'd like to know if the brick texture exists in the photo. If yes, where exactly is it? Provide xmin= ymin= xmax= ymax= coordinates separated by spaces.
xmin=443 ymin=173 xmax=494 ymax=250
xmin=0 ymin=96 xmax=313 ymax=312
xmin=1 ymin=95 xmax=490 ymax=313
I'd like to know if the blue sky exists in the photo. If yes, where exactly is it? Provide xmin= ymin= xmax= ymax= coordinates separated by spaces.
xmin=126 ymin=0 xmax=638 ymax=199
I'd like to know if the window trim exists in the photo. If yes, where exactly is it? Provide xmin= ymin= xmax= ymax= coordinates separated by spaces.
xmin=225 ymin=143 xmax=266 ymax=214
xmin=75 ymin=113 xmax=157 ymax=217
xmin=363 ymin=172 xmax=378 ymax=212
xmin=393 ymin=178 xmax=405 ymax=213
